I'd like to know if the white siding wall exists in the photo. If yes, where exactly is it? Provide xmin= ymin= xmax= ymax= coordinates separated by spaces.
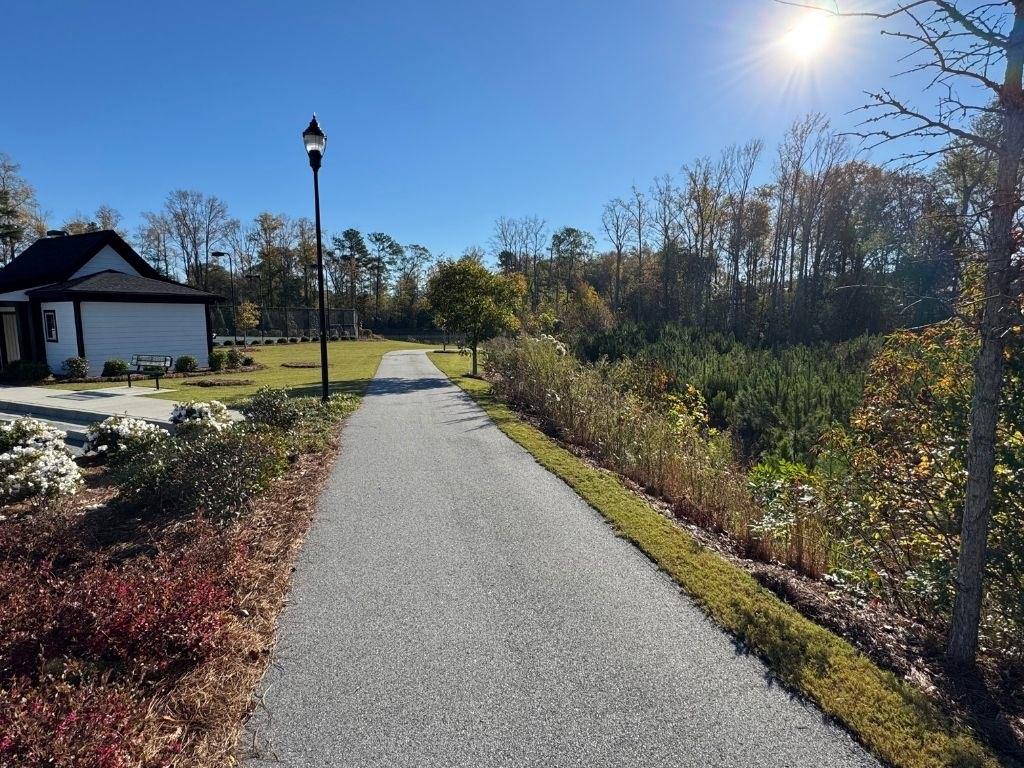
xmin=80 ymin=302 xmax=208 ymax=377
xmin=0 ymin=291 xmax=28 ymax=301
xmin=70 ymin=246 xmax=141 ymax=279
xmin=41 ymin=301 xmax=80 ymax=373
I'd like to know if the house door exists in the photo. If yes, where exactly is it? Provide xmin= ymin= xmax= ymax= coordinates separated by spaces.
xmin=1 ymin=312 xmax=21 ymax=364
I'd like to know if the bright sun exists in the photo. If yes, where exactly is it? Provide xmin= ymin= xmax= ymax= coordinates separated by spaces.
xmin=783 ymin=12 xmax=835 ymax=61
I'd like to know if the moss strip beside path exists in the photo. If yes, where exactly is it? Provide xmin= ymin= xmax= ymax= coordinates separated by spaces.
xmin=428 ymin=351 xmax=999 ymax=768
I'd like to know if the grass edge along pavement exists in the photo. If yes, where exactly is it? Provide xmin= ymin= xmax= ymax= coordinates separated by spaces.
xmin=427 ymin=350 xmax=1001 ymax=768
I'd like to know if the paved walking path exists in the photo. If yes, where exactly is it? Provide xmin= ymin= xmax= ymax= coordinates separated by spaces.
xmin=247 ymin=350 xmax=877 ymax=768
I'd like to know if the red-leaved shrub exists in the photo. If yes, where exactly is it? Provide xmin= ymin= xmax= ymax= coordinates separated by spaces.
xmin=0 ymin=677 xmax=179 ymax=768
xmin=72 ymin=554 xmax=231 ymax=676
xmin=1 ymin=550 xmax=231 ymax=681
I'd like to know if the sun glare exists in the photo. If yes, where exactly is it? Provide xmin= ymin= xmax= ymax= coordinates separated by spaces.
xmin=783 ymin=12 xmax=835 ymax=61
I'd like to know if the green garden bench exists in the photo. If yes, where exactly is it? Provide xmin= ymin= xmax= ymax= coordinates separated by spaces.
xmin=128 ymin=354 xmax=173 ymax=390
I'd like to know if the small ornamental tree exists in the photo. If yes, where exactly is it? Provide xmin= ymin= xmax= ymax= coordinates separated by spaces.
xmin=234 ymin=301 xmax=261 ymax=340
xmin=426 ymin=258 xmax=525 ymax=375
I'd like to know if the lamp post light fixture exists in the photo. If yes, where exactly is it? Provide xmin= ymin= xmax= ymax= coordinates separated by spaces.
xmin=303 ymin=113 xmax=330 ymax=403
xmin=210 ymin=250 xmax=236 ymax=341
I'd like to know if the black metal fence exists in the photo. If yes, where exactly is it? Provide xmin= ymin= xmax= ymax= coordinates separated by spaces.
xmin=367 ymin=328 xmax=463 ymax=345
xmin=210 ymin=305 xmax=358 ymax=339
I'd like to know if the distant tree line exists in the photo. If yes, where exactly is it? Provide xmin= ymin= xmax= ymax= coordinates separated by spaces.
xmin=489 ymin=112 xmax=990 ymax=346
xmin=0 ymin=156 xmax=440 ymax=330
xmin=4 ymin=107 xmax=979 ymax=346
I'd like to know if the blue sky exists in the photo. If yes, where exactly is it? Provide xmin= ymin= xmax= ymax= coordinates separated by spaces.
xmin=2 ymin=0 xmax=912 ymax=257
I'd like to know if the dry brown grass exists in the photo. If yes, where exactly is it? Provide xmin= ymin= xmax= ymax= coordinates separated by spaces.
xmin=150 ymin=441 xmax=339 ymax=766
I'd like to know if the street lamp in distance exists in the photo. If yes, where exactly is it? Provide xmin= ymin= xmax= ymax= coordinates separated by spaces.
xmin=210 ymin=250 xmax=236 ymax=341
xmin=302 ymin=114 xmax=330 ymax=403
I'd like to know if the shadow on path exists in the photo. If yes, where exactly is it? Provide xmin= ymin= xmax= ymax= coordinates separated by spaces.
xmin=365 ymin=376 xmax=452 ymax=396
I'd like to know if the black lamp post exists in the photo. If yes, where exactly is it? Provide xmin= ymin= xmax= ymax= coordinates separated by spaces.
xmin=303 ymin=114 xmax=330 ymax=402
xmin=211 ymin=250 xmax=236 ymax=341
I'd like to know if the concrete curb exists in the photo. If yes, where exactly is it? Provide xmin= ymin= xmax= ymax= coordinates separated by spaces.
xmin=0 ymin=399 xmax=173 ymax=429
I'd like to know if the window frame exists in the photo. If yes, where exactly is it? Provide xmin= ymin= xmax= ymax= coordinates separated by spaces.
xmin=43 ymin=309 xmax=58 ymax=343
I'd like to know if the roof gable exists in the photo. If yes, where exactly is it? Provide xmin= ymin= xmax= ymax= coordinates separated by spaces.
xmin=0 ymin=230 xmax=161 ymax=294
xmin=69 ymin=245 xmax=142 ymax=280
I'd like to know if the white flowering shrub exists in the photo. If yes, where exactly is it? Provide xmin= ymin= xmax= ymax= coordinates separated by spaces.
xmin=748 ymin=457 xmax=827 ymax=574
xmin=538 ymin=333 xmax=568 ymax=356
xmin=170 ymin=400 xmax=232 ymax=435
xmin=0 ymin=417 xmax=82 ymax=505
xmin=84 ymin=415 xmax=169 ymax=460
xmin=0 ymin=417 xmax=66 ymax=453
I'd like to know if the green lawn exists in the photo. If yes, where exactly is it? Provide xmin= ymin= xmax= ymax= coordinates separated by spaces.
xmin=47 ymin=339 xmax=432 ymax=404
xmin=428 ymin=350 xmax=999 ymax=768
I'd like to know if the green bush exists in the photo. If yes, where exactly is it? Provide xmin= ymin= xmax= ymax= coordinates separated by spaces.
xmin=221 ymin=340 xmax=235 ymax=347
xmin=243 ymin=387 xmax=302 ymax=430
xmin=581 ymin=323 xmax=874 ymax=466
xmin=101 ymin=359 xmax=130 ymax=377
xmin=174 ymin=355 xmax=198 ymax=373
xmin=225 ymin=348 xmax=244 ymax=369
xmin=748 ymin=457 xmax=827 ymax=575
xmin=276 ymin=338 xmax=288 ymax=345
xmin=0 ymin=360 xmax=51 ymax=383
xmin=117 ymin=423 xmax=286 ymax=524
xmin=243 ymin=387 xmax=358 ymax=453
xmin=62 ymin=357 xmax=89 ymax=379
xmin=208 ymin=350 xmax=227 ymax=372
xmin=241 ymin=354 xmax=255 ymax=367
xmin=822 ymin=322 xmax=1024 ymax=663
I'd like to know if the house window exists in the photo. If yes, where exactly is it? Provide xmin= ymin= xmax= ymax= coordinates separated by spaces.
xmin=43 ymin=310 xmax=58 ymax=343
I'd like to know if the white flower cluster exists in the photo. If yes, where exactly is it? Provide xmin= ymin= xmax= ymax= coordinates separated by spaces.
xmin=0 ymin=417 xmax=66 ymax=453
xmin=170 ymin=400 xmax=233 ymax=433
xmin=0 ymin=417 xmax=82 ymax=505
xmin=537 ymin=333 xmax=568 ymax=357
xmin=84 ymin=414 xmax=169 ymax=456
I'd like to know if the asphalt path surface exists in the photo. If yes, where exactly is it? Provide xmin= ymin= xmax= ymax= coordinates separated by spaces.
xmin=247 ymin=350 xmax=878 ymax=768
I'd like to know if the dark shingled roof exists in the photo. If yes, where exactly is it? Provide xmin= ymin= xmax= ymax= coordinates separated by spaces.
xmin=0 ymin=230 xmax=161 ymax=293
xmin=27 ymin=270 xmax=220 ymax=303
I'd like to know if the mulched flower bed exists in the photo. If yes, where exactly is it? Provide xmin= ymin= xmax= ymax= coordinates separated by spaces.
xmin=0 ymin=427 xmax=343 ymax=766
xmin=43 ymin=365 xmax=266 ymax=386
xmin=191 ymin=379 xmax=256 ymax=387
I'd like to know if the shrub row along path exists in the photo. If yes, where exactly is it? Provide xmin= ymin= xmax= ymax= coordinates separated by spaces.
xmin=247 ymin=350 xmax=878 ymax=768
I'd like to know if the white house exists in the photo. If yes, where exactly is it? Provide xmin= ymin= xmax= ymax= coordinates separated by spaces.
xmin=0 ymin=230 xmax=219 ymax=377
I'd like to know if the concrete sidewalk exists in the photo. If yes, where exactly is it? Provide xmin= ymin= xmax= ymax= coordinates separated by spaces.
xmin=0 ymin=385 xmax=176 ymax=426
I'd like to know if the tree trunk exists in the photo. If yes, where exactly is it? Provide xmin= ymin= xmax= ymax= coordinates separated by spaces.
xmin=948 ymin=331 xmax=1005 ymax=665
xmin=471 ymin=343 xmax=478 ymax=376
xmin=614 ymin=248 xmax=622 ymax=311
xmin=947 ymin=12 xmax=1024 ymax=666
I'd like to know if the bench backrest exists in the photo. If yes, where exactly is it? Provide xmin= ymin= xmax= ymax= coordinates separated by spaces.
xmin=130 ymin=354 xmax=173 ymax=371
